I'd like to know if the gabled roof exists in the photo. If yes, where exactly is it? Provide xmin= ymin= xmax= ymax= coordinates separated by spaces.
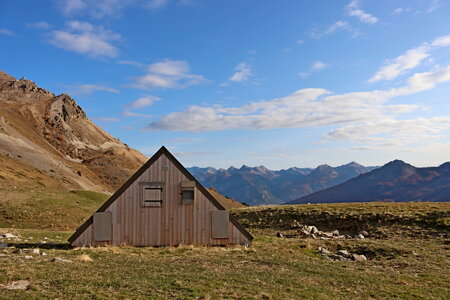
xmin=68 ymin=146 xmax=253 ymax=244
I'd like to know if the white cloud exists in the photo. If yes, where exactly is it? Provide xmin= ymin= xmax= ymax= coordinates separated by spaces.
xmin=66 ymin=84 xmax=119 ymax=95
xmin=229 ymin=62 xmax=252 ymax=83
xmin=299 ymin=61 xmax=328 ymax=78
xmin=392 ymin=8 xmax=410 ymax=15
xmin=94 ymin=117 xmax=120 ymax=122
xmin=132 ymin=60 xmax=206 ymax=89
xmin=0 ymin=28 xmax=14 ymax=36
xmin=174 ymin=151 xmax=217 ymax=157
xmin=311 ymin=61 xmax=327 ymax=71
xmin=163 ymin=137 xmax=201 ymax=144
xmin=369 ymin=34 xmax=450 ymax=82
xmin=55 ymin=0 xmax=190 ymax=18
xmin=325 ymin=117 xmax=450 ymax=143
xmin=27 ymin=22 xmax=51 ymax=30
xmin=144 ymin=64 xmax=450 ymax=133
xmin=129 ymin=96 xmax=160 ymax=109
xmin=346 ymin=1 xmax=378 ymax=24
xmin=48 ymin=21 xmax=120 ymax=58
xmin=55 ymin=0 xmax=129 ymax=18
xmin=426 ymin=0 xmax=440 ymax=13
xmin=147 ymin=0 xmax=169 ymax=10
xmin=309 ymin=21 xmax=360 ymax=39
xmin=122 ymin=96 xmax=160 ymax=117
xmin=431 ymin=35 xmax=450 ymax=47
xmin=117 ymin=60 xmax=144 ymax=68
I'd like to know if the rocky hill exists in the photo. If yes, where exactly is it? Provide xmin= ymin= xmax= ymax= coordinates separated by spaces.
xmin=287 ymin=160 xmax=450 ymax=204
xmin=0 ymin=70 xmax=147 ymax=193
xmin=189 ymin=162 xmax=377 ymax=205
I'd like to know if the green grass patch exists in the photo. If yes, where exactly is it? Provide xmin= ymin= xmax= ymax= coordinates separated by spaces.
xmin=0 ymin=188 xmax=108 ymax=230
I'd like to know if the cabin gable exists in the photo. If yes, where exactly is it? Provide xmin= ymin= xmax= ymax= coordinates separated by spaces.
xmin=69 ymin=147 xmax=252 ymax=247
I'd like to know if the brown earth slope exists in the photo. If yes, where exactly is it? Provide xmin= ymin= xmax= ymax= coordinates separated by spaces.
xmin=0 ymin=70 xmax=147 ymax=193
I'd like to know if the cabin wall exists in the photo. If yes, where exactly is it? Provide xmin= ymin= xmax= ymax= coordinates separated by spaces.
xmin=72 ymin=153 xmax=249 ymax=247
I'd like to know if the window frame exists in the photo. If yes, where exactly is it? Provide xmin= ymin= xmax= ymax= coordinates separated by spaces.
xmin=181 ymin=181 xmax=195 ymax=204
xmin=139 ymin=182 xmax=164 ymax=207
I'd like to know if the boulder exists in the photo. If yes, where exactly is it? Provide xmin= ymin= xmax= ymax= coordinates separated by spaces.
xmin=0 ymin=280 xmax=30 ymax=290
xmin=331 ymin=230 xmax=340 ymax=236
xmin=318 ymin=247 xmax=331 ymax=255
xmin=352 ymin=254 xmax=367 ymax=262
xmin=355 ymin=234 xmax=365 ymax=239
xmin=276 ymin=232 xmax=284 ymax=238
xmin=32 ymin=248 xmax=40 ymax=254
xmin=2 ymin=233 xmax=18 ymax=239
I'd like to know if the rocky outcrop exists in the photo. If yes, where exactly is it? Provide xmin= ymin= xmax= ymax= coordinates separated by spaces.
xmin=0 ymin=70 xmax=147 ymax=192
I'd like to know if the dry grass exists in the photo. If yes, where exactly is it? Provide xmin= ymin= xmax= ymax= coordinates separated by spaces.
xmin=0 ymin=201 xmax=449 ymax=299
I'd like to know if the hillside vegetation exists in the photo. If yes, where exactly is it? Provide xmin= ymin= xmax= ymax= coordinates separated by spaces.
xmin=0 ymin=199 xmax=449 ymax=299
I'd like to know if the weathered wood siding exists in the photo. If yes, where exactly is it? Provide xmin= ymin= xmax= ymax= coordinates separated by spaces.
xmin=72 ymin=153 xmax=250 ymax=246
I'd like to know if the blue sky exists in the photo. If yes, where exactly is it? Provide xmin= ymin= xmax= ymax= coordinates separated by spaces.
xmin=1 ymin=0 xmax=450 ymax=169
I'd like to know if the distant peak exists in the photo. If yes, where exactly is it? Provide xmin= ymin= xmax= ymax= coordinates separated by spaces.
xmin=316 ymin=164 xmax=332 ymax=170
xmin=385 ymin=159 xmax=407 ymax=166
xmin=344 ymin=161 xmax=361 ymax=166
xmin=439 ymin=162 xmax=450 ymax=171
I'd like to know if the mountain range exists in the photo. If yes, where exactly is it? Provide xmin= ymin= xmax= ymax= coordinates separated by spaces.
xmin=1 ymin=70 xmax=449 ymax=206
xmin=188 ymin=163 xmax=378 ymax=205
xmin=287 ymin=160 xmax=450 ymax=204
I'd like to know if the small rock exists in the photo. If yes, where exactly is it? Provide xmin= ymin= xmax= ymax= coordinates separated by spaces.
xmin=331 ymin=230 xmax=340 ymax=236
xmin=320 ymin=232 xmax=334 ymax=238
xmin=359 ymin=231 xmax=369 ymax=237
xmin=352 ymin=254 xmax=367 ymax=262
xmin=276 ymin=232 xmax=284 ymax=238
xmin=51 ymin=257 xmax=72 ymax=263
xmin=0 ymin=280 xmax=30 ymax=290
xmin=318 ymin=247 xmax=331 ymax=255
xmin=310 ymin=226 xmax=319 ymax=234
xmin=355 ymin=234 xmax=365 ymax=239
xmin=24 ymin=255 xmax=33 ymax=260
xmin=337 ymin=250 xmax=350 ymax=257
xmin=3 ymin=233 xmax=17 ymax=239
xmin=0 ymin=242 xmax=7 ymax=248
xmin=41 ymin=252 xmax=47 ymax=256
xmin=12 ymin=249 xmax=22 ymax=254
xmin=329 ymin=254 xmax=351 ymax=261
xmin=32 ymin=249 xmax=40 ymax=254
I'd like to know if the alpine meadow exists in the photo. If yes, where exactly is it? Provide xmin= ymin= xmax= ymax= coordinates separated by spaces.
xmin=0 ymin=1 xmax=449 ymax=299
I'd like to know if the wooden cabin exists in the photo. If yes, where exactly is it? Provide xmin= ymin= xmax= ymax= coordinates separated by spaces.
xmin=68 ymin=146 xmax=253 ymax=247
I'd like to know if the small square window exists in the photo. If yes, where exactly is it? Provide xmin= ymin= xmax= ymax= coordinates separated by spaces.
xmin=182 ymin=190 xmax=195 ymax=204
xmin=140 ymin=182 xmax=163 ymax=207
xmin=181 ymin=181 xmax=195 ymax=204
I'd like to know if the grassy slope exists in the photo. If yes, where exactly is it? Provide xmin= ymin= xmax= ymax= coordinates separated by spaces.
xmin=0 ymin=192 xmax=449 ymax=299
xmin=0 ymin=188 xmax=108 ymax=230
